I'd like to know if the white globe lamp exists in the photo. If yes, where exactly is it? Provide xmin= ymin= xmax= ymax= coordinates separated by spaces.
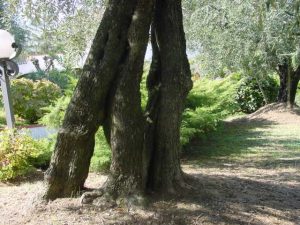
xmin=0 ymin=29 xmax=20 ymax=129
xmin=0 ymin=30 xmax=17 ymax=59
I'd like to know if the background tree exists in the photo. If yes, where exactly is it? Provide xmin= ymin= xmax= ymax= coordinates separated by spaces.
xmin=0 ymin=1 xmax=28 ymax=47
xmin=5 ymin=0 xmax=104 ymax=67
xmin=183 ymin=0 xmax=300 ymax=106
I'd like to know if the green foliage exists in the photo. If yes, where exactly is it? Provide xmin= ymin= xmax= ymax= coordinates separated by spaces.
xmin=180 ymin=74 xmax=240 ymax=146
xmin=140 ymin=68 xmax=149 ymax=110
xmin=9 ymin=78 xmax=61 ymax=123
xmin=235 ymin=76 xmax=278 ymax=113
xmin=183 ymin=0 xmax=300 ymax=80
xmin=25 ymin=70 xmax=77 ymax=91
xmin=39 ymin=96 xmax=71 ymax=128
xmin=28 ymin=136 xmax=55 ymax=170
xmin=296 ymin=85 xmax=300 ymax=105
xmin=0 ymin=129 xmax=50 ymax=180
xmin=90 ymin=128 xmax=111 ymax=172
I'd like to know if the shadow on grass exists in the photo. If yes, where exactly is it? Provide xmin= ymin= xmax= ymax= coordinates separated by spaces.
xmin=183 ymin=118 xmax=272 ymax=156
xmin=183 ymin=117 xmax=299 ymax=165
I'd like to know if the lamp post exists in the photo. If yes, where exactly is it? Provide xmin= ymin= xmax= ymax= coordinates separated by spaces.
xmin=0 ymin=29 xmax=21 ymax=129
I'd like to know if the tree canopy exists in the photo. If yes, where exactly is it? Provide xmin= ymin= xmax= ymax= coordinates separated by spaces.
xmin=184 ymin=0 xmax=300 ymax=75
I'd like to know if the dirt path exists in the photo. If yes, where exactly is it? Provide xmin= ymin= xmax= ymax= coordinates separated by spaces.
xmin=0 ymin=105 xmax=299 ymax=225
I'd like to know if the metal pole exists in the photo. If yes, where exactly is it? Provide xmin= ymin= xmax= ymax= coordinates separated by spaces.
xmin=0 ymin=61 xmax=15 ymax=128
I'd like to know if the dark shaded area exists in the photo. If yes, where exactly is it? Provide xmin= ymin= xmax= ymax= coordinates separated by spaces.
xmin=74 ymin=171 xmax=300 ymax=225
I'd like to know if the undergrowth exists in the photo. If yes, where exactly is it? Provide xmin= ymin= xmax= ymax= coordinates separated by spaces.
xmin=181 ymin=74 xmax=241 ymax=146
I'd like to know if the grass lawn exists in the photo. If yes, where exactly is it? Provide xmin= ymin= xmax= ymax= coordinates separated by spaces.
xmin=185 ymin=113 xmax=300 ymax=169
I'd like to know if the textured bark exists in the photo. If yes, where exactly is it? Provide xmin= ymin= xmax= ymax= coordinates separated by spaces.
xmin=146 ymin=0 xmax=192 ymax=193
xmin=277 ymin=63 xmax=288 ymax=103
xmin=44 ymin=0 xmax=141 ymax=200
xmin=277 ymin=63 xmax=300 ymax=105
xmin=289 ymin=68 xmax=300 ymax=106
xmin=104 ymin=0 xmax=154 ymax=197
xmin=44 ymin=0 xmax=192 ymax=201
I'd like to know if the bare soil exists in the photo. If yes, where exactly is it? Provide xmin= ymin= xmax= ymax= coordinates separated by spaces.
xmin=0 ymin=104 xmax=299 ymax=225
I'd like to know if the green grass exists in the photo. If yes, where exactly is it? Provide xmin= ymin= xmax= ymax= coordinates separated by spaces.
xmin=185 ymin=117 xmax=300 ymax=168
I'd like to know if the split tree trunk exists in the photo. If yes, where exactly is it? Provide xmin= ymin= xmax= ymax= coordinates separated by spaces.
xmin=44 ymin=0 xmax=193 ymax=201
xmin=146 ymin=0 xmax=192 ymax=193
xmin=44 ymin=0 xmax=143 ymax=200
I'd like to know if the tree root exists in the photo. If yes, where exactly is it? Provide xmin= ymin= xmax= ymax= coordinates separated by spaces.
xmin=80 ymin=189 xmax=104 ymax=205
xmin=80 ymin=186 xmax=148 ymax=210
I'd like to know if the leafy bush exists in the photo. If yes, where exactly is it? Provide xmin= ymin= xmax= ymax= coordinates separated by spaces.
xmin=0 ymin=129 xmax=51 ymax=180
xmin=10 ymin=78 xmax=61 ymax=123
xmin=181 ymin=74 xmax=240 ymax=146
xmin=235 ymin=76 xmax=278 ymax=113
xmin=25 ymin=69 xmax=76 ymax=90
xmin=39 ymin=96 xmax=71 ymax=128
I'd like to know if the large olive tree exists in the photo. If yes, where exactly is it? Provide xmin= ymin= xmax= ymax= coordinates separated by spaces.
xmin=42 ymin=0 xmax=192 ymax=201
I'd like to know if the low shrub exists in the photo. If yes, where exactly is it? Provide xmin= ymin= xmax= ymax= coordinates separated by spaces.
xmin=181 ymin=74 xmax=240 ymax=146
xmin=10 ymin=78 xmax=61 ymax=123
xmin=0 ymin=129 xmax=51 ymax=180
xmin=39 ymin=96 xmax=71 ymax=128
xmin=235 ymin=76 xmax=278 ymax=113
xmin=25 ymin=69 xmax=76 ymax=91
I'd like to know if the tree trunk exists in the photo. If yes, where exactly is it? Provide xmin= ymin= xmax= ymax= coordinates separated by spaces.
xmin=103 ymin=0 xmax=154 ymax=197
xmin=289 ymin=67 xmax=300 ymax=106
xmin=44 ymin=0 xmax=193 ymax=201
xmin=146 ymin=0 xmax=192 ymax=193
xmin=44 ymin=0 xmax=142 ymax=200
xmin=277 ymin=63 xmax=300 ymax=106
xmin=277 ymin=63 xmax=288 ymax=103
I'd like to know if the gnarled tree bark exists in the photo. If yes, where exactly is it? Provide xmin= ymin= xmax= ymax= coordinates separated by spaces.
xmin=289 ymin=67 xmax=300 ymax=106
xmin=44 ymin=0 xmax=145 ymax=200
xmin=277 ymin=63 xmax=289 ymax=103
xmin=146 ymin=0 xmax=192 ymax=193
xmin=277 ymin=62 xmax=300 ymax=106
xmin=44 ymin=0 xmax=192 ymax=201
xmin=103 ymin=0 xmax=154 ymax=197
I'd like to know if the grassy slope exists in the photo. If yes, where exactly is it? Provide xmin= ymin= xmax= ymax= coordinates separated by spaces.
xmin=185 ymin=111 xmax=300 ymax=169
